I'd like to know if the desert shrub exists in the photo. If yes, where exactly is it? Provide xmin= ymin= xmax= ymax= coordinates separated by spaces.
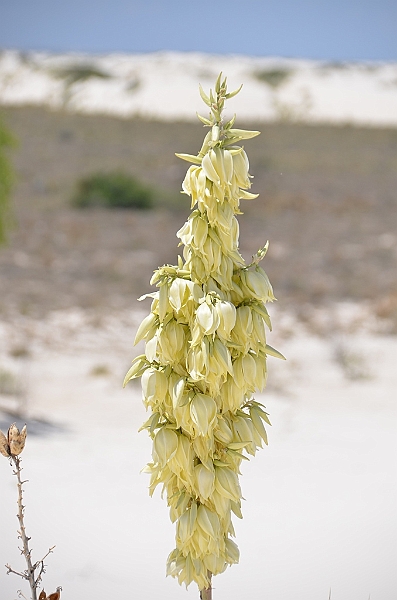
xmin=0 ymin=367 xmax=19 ymax=395
xmin=125 ymin=78 xmax=141 ymax=93
xmin=53 ymin=63 xmax=111 ymax=85
xmin=254 ymin=68 xmax=292 ymax=88
xmin=72 ymin=171 xmax=154 ymax=209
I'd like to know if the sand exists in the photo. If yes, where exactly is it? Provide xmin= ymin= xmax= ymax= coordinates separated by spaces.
xmin=0 ymin=307 xmax=396 ymax=599
xmin=1 ymin=50 xmax=397 ymax=127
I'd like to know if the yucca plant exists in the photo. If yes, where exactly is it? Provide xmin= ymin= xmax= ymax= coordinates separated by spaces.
xmin=124 ymin=74 xmax=284 ymax=599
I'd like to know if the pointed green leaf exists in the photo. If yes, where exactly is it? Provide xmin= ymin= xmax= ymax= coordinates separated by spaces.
xmin=215 ymin=72 xmax=223 ymax=94
xmin=134 ymin=312 xmax=157 ymax=345
xmin=228 ymin=128 xmax=260 ymax=139
xmin=213 ymin=459 xmax=229 ymax=467
xmin=228 ymin=441 xmax=250 ymax=450
xmin=199 ymin=83 xmax=211 ymax=107
xmin=239 ymin=190 xmax=259 ymax=200
xmin=227 ymin=448 xmax=250 ymax=460
xmin=175 ymin=153 xmax=202 ymax=165
xmin=196 ymin=113 xmax=213 ymax=126
xmin=264 ymin=344 xmax=286 ymax=360
xmin=123 ymin=354 xmax=147 ymax=387
xmin=250 ymin=406 xmax=268 ymax=445
xmin=225 ymin=84 xmax=243 ymax=99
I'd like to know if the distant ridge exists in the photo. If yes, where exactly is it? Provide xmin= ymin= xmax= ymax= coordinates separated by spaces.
xmin=1 ymin=50 xmax=396 ymax=126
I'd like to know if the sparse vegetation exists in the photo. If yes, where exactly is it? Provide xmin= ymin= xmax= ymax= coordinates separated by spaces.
xmin=0 ymin=367 xmax=19 ymax=396
xmin=254 ymin=68 xmax=292 ymax=88
xmin=9 ymin=345 xmax=31 ymax=359
xmin=52 ymin=63 xmax=111 ymax=85
xmin=72 ymin=171 xmax=155 ymax=209
xmin=51 ymin=63 xmax=112 ymax=108
xmin=0 ymin=106 xmax=396 ymax=322
xmin=333 ymin=342 xmax=372 ymax=380
xmin=90 ymin=364 xmax=111 ymax=377
xmin=125 ymin=78 xmax=141 ymax=93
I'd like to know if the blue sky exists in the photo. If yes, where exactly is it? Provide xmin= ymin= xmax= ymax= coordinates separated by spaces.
xmin=0 ymin=0 xmax=396 ymax=61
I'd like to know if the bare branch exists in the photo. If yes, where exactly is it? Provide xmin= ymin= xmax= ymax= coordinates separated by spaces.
xmin=5 ymin=563 xmax=28 ymax=580
xmin=33 ymin=546 xmax=56 ymax=587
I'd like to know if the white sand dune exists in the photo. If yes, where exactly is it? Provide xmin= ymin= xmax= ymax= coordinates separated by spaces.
xmin=0 ymin=308 xmax=396 ymax=599
xmin=1 ymin=49 xmax=397 ymax=126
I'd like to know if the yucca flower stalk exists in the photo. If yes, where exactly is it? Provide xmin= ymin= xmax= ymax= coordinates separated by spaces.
xmin=124 ymin=73 xmax=284 ymax=597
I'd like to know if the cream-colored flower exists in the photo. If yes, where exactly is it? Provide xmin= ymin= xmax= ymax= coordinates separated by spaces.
xmin=124 ymin=73 xmax=284 ymax=592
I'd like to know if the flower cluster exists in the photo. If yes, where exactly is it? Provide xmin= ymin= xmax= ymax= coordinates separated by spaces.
xmin=124 ymin=74 xmax=284 ymax=591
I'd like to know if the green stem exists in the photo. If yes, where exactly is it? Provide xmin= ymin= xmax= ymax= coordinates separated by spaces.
xmin=200 ymin=572 xmax=212 ymax=600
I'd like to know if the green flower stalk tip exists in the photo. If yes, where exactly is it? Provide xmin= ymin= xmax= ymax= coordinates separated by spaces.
xmin=124 ymin=74 xmax=285 ymax=593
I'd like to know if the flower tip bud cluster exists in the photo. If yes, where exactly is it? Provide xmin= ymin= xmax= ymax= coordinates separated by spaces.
xmin=125 ymin=74 xmax=284 ymax=592
xmin=0 ymin=423 xmax=27 ymax=458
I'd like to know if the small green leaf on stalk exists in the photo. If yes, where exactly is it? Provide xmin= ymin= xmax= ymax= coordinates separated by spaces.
xmin=224 ymin=114 xmax=237 ymax=129
xmin=252 ymin=242 xmax=269 ymax=262
xmin=213 ymin=459 xmax=229 ymax=467
xmin=227 ymin=128 xmax=260 ymax=139
xmin=215 ymin=72 xmax=223 ymax=94
xmin=249 ymin=406 xmax=268 ymax=445
xmin=249 ymin=400 xmax=272 ymax=421
xmin=199 ymin=84 xmax=211 ymax=107
xmin=225 ymin=84 xmax=243 ymax=99
xmin=253 ymin=406 xmax=272 ymax=425
xmin=175 ymin=490 xmax=187 ymax=509
xmin=123 ymin=354 xmax=148 ymax=386
xmin=134 ymin=312 xmax=157 ymax=345
xmin=264 ymin=344 xmax=286 ymax=360
xmin=231 ymin=501 xmax=243 ymax=518
xmin=158 ymin=283 xmax=169 ymax=322
xmin=137 ymin=292 xmax=157 ymax=302
xmin=138 ymin=411 xmax=160 ymax=433
xmin=228 ymin=441 xmax=250 ymax=450
xmin=239 ymin=190 xmax=259 ymax=200
xmin=178 ymin=393 xmax=191 ymax=407
xmin=227 ymin=448 xmax=250 ymax=460
xmin=150 ymin=412 xmax=161 ymax=434
xmin=196 ymin=113 xmax=213 ymax=126
xmin=251 ymin=303 xmax=272 ymax=330
xmin=175 ymin=153 xmax=202 ymax=165
xmin=235 ymin=409 xmax=248 ymax=418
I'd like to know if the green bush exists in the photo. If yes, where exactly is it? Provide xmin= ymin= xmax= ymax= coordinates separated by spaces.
xmin=72 ymin=171 xmax=155 ymax=209
xmin=254 ymin=68 xmax=292 ymax=89
xmin=53 ymin=63 xmax=111 ymax=85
